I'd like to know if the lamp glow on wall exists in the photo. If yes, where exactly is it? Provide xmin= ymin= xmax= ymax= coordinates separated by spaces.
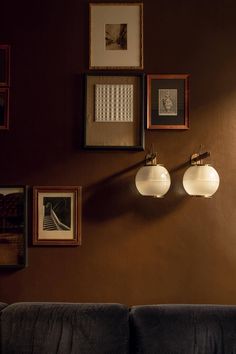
xmin=135 ymin=153 xmax=171 ymax=198
xmin=183 ymin=151 xmax=220 ymax=197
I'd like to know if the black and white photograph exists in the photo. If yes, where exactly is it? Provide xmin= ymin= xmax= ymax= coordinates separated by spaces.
xmin=158 ymin=89 xmax=177 ymax=116
xmin=89 ymin=3 xmax=143 ymax=69
xmin=33 ymin=186 xmax=82 ymax=246
xmin=0 ymin=186 xmax=28 ymax=268
xmin=43 ymin=197 xmax=71 ymax=231
xmin=105 ymin=24 xmax=127 ymax=50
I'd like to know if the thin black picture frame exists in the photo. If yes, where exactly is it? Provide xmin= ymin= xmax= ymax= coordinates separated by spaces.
xmin=84 ymin=72 xmax=145 ymax=150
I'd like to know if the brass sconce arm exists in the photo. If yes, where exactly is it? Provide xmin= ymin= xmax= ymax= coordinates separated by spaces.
xmin=190 ymin=151 xmax=210 ymax=165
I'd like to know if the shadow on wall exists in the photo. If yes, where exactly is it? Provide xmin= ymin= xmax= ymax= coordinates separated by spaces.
xmin=84 ymin=160 xmax=189 ymax=223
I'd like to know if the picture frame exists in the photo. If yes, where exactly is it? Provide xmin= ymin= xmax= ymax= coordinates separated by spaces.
xmin=84 ymin=73 xmax=144 ymax=150
xmin=0 ymin=88 xmax=9 ymax=130
xmin=89 ymin=3 xmax=143 ymax=69
xmin=0 ymin=185 xmax=28 ymax=268
xmin=0 ymin=45 xmax=10 ymax=86
xmin=33 ymin=186 xmax=82 ymax=246
xmin=147 ymin=74 xmax=190 ymax=130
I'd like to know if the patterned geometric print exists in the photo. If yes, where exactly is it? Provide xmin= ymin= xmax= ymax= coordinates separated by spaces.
xmin=95 ymin=84 xmax=133 ymax=122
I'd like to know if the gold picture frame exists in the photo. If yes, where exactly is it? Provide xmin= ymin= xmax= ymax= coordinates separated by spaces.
xmin=33 ymin=186 xmax=82 ymax=246
xmin=89 ymin=3 xmax=143 ymax=69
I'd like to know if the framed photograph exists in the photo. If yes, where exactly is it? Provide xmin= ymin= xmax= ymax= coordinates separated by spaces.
xmin=33 ymin=186 xmax=82 ymax=246
xmin=0 ymin=186 xmax=28 ymax=268
xmin=89 ymin=3 xmax=143 ymax=69
xmin=0 ymin=88 xmax=9 ymax=130
xmin=0 ymin=45 xmax=10 ymax=86
xmin=147 ymin=74 xmax=190 ymax=130
xmin=84 ymin=73 xmax=144 ymax=150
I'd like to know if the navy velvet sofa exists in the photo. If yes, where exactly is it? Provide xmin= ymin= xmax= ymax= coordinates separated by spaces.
xmin=1 ymin=302 xmax=236 ymax=353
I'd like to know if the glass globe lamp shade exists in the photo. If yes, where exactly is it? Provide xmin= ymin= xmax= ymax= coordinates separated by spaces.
xmin=135 ymin=164 xmax=171 ymax=198
xmin=183 ymin=164 xmax=220 ymax=197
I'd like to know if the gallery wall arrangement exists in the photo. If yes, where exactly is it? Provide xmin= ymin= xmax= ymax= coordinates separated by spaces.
xmin=0 ymin=1 xmax=192 ymax=268
xmin=0 ymin=0 xmax=235 ymax=305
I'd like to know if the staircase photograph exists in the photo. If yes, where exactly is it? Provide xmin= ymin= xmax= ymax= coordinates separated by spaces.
xmin=43 ymin=197 xmax=71 ymax=231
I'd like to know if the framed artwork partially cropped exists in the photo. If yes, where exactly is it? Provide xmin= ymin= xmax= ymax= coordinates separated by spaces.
xmin=33 ymin=186 xmax=82 ymax=246
xmin=89 ymin=3 xmax=143 ymax=69
xmin=147 ymin=74 xmax=190 ymax=130
xmin=84 ymin=73 xmax=144 ymax=150
xmin=0 ymin=186 xmax=28 ymax=268
xmin=0 ymin=45 xmax=10 ymax=86
xmin=0 ymin=88 xmax=9 ymax=130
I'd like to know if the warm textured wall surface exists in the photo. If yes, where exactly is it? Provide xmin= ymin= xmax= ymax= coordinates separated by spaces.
xmin=0 ymin=0 xmax=236 ymax=305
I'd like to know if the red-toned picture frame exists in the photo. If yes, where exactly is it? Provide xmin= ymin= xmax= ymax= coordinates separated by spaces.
xmin=147 ymin=74 xmax=190 ymax=130
xmin=33 ymin=186 xmax=82 ymax=246
xmin=0 ymin=45 xmax=10 ymax=86
xmin=0 ymin=88 xmax=9 ymax=130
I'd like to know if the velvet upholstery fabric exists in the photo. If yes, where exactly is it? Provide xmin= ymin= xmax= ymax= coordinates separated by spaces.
xmin=1 ymin=302 xmax=129 ymax=354
xmin=130 ymin=305 xmax=236 ymax=354
xmin=0 ymin=303 xmax=7 ymax=311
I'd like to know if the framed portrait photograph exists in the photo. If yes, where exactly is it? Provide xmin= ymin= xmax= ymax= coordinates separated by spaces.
xmin=33 ymin=186 xmax=82 ymax=246
xmin=0 ymin=186 xmax=28 ymax=268
xmin=84 ymin=73 xmax=144 ymax=150
xmin=89 ymin=3 xmax=143 ymax=69
xmin=0 ymin=88 xmax=9 ymax=130
xmin=147 ymin=74 xmax=190 ymax=130
xmin=0 ymin=45 xmax=10 ymax=86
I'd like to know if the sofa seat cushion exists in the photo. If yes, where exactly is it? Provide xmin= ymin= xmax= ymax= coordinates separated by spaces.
xmin=1 ymin=302 xmax=129 ymax=354
xmin=130 ymin=304 xmax=236 ymax=354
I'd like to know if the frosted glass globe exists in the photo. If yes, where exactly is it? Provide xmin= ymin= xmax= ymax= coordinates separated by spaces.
xmin=135 ymin=165 xmax=171 ymax=198
xmin=183 ymin=165 xmax=220 ymax=197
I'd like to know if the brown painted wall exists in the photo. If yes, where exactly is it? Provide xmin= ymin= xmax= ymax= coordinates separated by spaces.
xmin=0 ymin=0 xmax=236 ymax=306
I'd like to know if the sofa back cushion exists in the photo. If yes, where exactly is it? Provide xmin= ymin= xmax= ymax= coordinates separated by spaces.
xmin=0 ymin=303 xmax=7 ymax=311
xmin=130 ymin=305 xmax=236 ymax=354
xmin=1 ymin=302 xmax=129 ymax=354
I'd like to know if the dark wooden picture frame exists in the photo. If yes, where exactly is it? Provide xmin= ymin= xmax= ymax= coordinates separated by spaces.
xmin=0 ymin=45 xmax=10 ymax=86
xmin=0 ymin=88 xmax=9 ymax=130
xmin=89 ymin=3 xmax=143 ymax=70
xmin=33 ymin=186 xmax=82 ymax=246
xmin=84 ymin=72 xmax=144 ymax=150
xmin=147 ymin=74 xmax=190 ymax=130
xmin=0 ymin=185 xmax=28 ymax=268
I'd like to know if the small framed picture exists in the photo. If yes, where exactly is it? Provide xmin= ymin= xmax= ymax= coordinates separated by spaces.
xmin=147 ymin=74 xmax=190 ymax=130
xmin=0 ymin=88 xmax=9 ymax=130
xmin=0 ymin=186 xmax=28 ymax=268
xmin=33 ymin=186 xmax=82 ymax=246
xmin=84 ymin=73 xmax=144 ymax=150
xmin=89 ymin=3 xmax=143 ymax=69
xmin=0 ymin=45 xmax=10 ymax=86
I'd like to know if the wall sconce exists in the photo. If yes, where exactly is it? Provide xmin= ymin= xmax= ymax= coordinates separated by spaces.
xmin=183 ymin=151 xmax=220 ymax=197
xmin=135 ymin=153 xmax=171 ymax=198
